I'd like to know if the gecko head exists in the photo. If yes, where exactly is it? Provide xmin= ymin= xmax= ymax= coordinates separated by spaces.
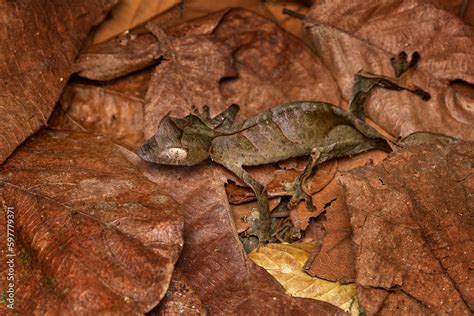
xmin=138 ymin=114 xmax=214 ymax=166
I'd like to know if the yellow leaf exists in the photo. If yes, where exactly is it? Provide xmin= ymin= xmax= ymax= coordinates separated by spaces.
xmin=249 ymin=243 xmax=359 ymax=315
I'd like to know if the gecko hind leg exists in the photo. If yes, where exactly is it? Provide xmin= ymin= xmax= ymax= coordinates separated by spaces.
xmin=287 ymin=148 xmax=321 ymax=210
xmin=223 ymin=163 xmax=272 ymax=243
xmin=349 ymin=51 xmax=430 ymax=122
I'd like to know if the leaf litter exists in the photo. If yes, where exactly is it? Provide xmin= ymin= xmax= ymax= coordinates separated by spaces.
xmin=1 ymin=1 xmax=473 ymax=314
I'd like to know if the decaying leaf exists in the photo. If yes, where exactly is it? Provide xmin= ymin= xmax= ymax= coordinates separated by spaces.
xmin=75 ymin=31 xmax=164 ymax=81
xmin=304 ymin=150 xmax=388 ymax=284
xmin=249 ymin=243 xmax=359 ymax=315
xmin=48 ymin=70 xmax=151 ymax=150
xmin=305 ymin=0 xmax=474 ymax=140
xmin=214 ymin=8 xmax=342 ymax=117
xmin=153 ymin=269 xmax=207 ymax=315
xmin=340 ymin=143 xmax=473 ymax=314
xmin=144 ymin=23 xmax=236 ymax=138
xmin=0 ymin=130 xmax=183 ymax=314
xmin=0 ymin=0 xmax=117 ymax=165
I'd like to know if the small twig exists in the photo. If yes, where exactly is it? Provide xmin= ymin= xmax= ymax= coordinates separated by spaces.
xmin=459 ymin=0 xmax=469 ymax=17
xmin=282 ymin=8 xmax=306 ymax=20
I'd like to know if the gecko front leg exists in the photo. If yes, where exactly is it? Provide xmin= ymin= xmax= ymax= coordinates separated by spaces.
xmin=286 ymin=148 xmax=321 ymax=210
xmin=221 ymin=162 xmax=272 ymax=243
xmin=212 ymin=104 xmax=240 ymax=132
xmin=349 ymin=52 xmax=430 ymax=122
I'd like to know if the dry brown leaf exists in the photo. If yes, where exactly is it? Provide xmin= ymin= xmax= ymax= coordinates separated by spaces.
xmin=340 ymin=143 xmax=473 ymax=314
xmin=92 ymin=0 xmax=182 ymax=44
xmin=305 ymin=0 xmax=474 ymax=140
xmin=48 ymin=70 xmax=151 ymax=150
xmin=144 ymin=24 xmax=236 ymax=138
xmin=153 ymin=269 xmax=207 ymax=315
xmin=304 ymin=150 xmax=389 ymax=284
xmin=0 ymin=130 xmax=183 ymax=314
xmin=214 ymin=8 xmax=342 ymax=117
xmin=0 ymin=0 xmax=117 ymax=165
xmin=75 ymin=32 xmax=164 ymax=81
xmin=249 ymin=243 xmax=359 ymax=315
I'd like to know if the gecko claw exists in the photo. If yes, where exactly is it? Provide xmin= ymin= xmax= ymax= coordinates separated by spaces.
xmin=288 ymin=188 xmax=315 ymax=210
xmin=241 ymin=208 xmax=272 ymax=247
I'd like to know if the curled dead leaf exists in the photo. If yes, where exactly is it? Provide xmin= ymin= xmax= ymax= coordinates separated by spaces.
xmin=303 ymin=150 xmax=388 ymax=284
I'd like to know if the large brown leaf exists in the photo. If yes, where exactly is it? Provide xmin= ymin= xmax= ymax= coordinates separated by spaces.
xmin=305 ymin=0 xmax=474 ymax=139
xmin=304 ymin=150 xmax=388 ymax=284
xmin=339 ymin=143 xmax=473 ymax=314
xmin=144 ymin=23 xmax=236 ymax=138
xmin=0 ymin=130 xmax=183 ymax=314
xmin=153 ymin=269 xmax=207 ymax=315
xmin=0 ymin=0 xmax=117 ymax=164
xmin=214 ymin=8 xmax=342 ymax=117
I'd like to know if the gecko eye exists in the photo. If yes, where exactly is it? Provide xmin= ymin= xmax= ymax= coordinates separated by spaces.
xmin=164 ymin=148 xmax=188 ymax=161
